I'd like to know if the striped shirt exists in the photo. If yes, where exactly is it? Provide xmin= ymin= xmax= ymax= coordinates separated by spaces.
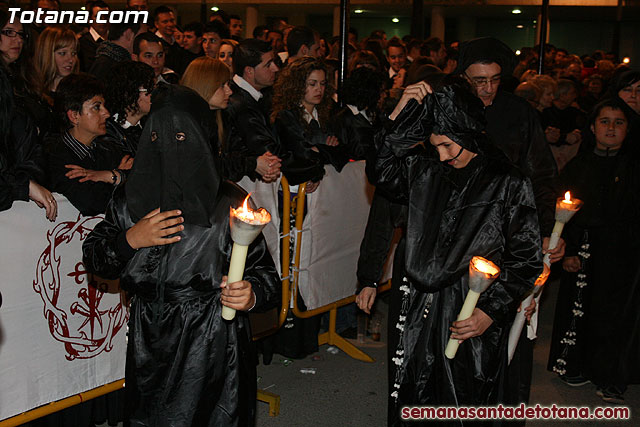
xmin=62 ymin=131 xmax=96 ymax=161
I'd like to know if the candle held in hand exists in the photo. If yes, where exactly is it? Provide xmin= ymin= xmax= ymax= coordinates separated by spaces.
xmin=544 ymin=191 xmax=583 ymax=266
xmin=445 ymin=257 xmax=500 ymax=359
xmin=223 ymin=194 xmax=271 ymax=321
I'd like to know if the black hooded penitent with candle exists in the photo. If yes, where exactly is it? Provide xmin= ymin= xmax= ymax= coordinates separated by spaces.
xmin=83 ymin=84 xmax=280 ymax=426
xmin=374 ymin=81 xmax=543 ymax=424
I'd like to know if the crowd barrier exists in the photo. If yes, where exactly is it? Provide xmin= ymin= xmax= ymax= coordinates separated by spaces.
xmin=0 ymin=160 xmax=393 ymax=423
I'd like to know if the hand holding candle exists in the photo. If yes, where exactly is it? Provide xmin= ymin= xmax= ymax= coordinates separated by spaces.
xmin=507 ymin=191 xmax=583 ymax=363
xmin=445 ymin=257 xmax=500 ymax=359
xmin=223 ymin=194 xmax=271 ymax=321
xmin=544 ymin=192 xmax=583 ymax=266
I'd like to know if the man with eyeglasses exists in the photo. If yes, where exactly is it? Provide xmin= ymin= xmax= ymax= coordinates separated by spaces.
xmin=456 ymin=37 xmax=559 ymax=417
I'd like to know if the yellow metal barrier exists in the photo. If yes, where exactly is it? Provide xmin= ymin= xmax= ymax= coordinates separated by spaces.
xmin=0 ymin=379 xmax=125 ymax=427
xmin=280 ymin=176 xmax=390 ymax=363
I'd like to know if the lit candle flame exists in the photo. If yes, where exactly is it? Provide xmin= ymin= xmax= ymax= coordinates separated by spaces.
xmin=231 ymin=193 xmax=271 ymax=224
xmin=241 ymin=193 xmax=250 ymax=214
xmin=564 ymin=191 xmax=571 ymax=203
xmin=471 ymin=256 xmax=500 ymax=277
xmin=535 ymin=264 xmax=550 ymax=287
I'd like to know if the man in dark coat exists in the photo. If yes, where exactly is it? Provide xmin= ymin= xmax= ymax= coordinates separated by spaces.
xmin=82 ymin=85 xmax=280 ymax=426
xmin=455 ymin=38 xmax=562 ymax=411
xmin=224 ymin=38 xmax=283 ymax=183
xmin=77 ymin=1 xmax=110 ymax=71
xmin=373 ymin=79 xmax=543 ymax=425
xmin=88 ymin=22 xmax=140 ymax=81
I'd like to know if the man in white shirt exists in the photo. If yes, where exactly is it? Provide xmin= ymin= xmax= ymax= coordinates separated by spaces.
xmin=225 ymin=39 xmax=282 ymax=183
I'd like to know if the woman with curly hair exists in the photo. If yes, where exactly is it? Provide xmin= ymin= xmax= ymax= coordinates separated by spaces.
xmin=98 ymin=61 xmax=155 ymax=157
xmin=34 ymin=26 xmax=79 ymax=105
xmin=181 ymin=56 xmax=281 ymax=182
xmin=271 ymin=56 xmax=348 ymax=190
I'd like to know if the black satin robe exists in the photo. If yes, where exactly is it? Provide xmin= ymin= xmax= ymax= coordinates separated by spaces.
xmin=376 ymin=102 xmax=542 ymax=425
xmin=485 ymin=91 xmax=557 ymax=236
xmin=95 ymin=118 xmax=143 ymax=157
xmin=82 ymin=182 xmax=280 ymax=427
xmin=332 ymin=106 xmax=382 ymax=184
xmin=547 ymin=146 xmax=640 ymax=388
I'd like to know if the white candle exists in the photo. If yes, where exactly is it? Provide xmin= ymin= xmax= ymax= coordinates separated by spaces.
xmin=543 ymin=192 xmax=583 ymax=266
xmin=507 ymin=264 xmax=550 ymax=363
xmin=445 ymin=257 xmax=500 ymax=359
xmin=508 ymin=191 xmax=582 ymax=363
xmin=222 ymin=195 xmax=271 ymax=321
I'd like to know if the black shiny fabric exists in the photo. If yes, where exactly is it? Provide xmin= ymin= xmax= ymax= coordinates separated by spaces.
xmin=484 ymin=91 xmax=558 ymax=236
xmin=549 ymin=146 xmax=640 ymax=387
xmin=1 ymin=106 xmax=45 ymax=212
xmin=375 ymin=93 xmax=543 ymax=425
xmin=225 ymin=81 xmax=284 ymax=183
xmin=83 ymin=183 xmax=280 ymax=427
xmin=332 ymin=106 xmax=383 ymax=184
xmin=454 ymin=37 xmax=518 ymax=77
xmin=126 ymin=84 xmax=220 ymax=228
xmin=273 ymin=109 xmax=349 ymax=183
xmin=83 ymin=84 xmax=281 ymax=426
xmin=95 ymin=118 xmax=143 ymax=157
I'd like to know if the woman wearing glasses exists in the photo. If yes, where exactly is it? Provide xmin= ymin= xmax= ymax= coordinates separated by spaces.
xmin=1 ymin=8 xmax=57 ymax=140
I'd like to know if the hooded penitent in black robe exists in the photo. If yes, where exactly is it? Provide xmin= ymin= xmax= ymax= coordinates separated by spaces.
xmin=82 ymin=85 xmax=280 ymax=426
xmin=375 ymin=83 xmax=542 ymax=425
xmin=547 ymin=105 xmax=640 ymax=391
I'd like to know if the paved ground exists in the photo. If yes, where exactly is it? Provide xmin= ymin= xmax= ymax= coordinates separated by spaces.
xmin=255 ymin=281 xmax=638 ymax=426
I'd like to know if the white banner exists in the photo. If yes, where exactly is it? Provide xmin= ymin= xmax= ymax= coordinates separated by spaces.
xmin=241 ymin=161 xmax=395 ymax=310
xmin=0 ymin=197 xmax=127 ymax=421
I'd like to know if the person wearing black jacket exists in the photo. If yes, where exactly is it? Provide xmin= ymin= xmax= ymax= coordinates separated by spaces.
xmin=373 ymin=79 xmax=542 ymax=425
xmin=82 ymin=84 xmax=280 ymax=426
xmin=88 ymin=22 xmax=140 ymax=81
xmin=332 ymin=66 xmax=385 ymax=184
xmin=77 ymin=1 xmax=110 ymax=71
xmin=224 ymin=39 xmax=284 ymax=183
xmin=1 ymin=66 xmax=56 ymax=220
xmin=455 ymin=38 xmax=562 ymax=414
xmin=45 ymin=74 xmax=128 ymax=216
xmin=271 ymin=56 xmax=349 ymax=188
xmin=548 ymin=98 xmax=640 ymax=404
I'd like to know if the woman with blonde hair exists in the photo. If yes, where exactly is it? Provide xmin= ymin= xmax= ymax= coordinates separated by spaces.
xmin=181 ymin=56 xmax=280 ymax=182
xmin=34 ymin=26 xmax=79 ymax=105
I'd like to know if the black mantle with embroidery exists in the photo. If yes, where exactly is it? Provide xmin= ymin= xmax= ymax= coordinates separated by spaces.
xmin=375 ymin=90 xmax=542 ymax=425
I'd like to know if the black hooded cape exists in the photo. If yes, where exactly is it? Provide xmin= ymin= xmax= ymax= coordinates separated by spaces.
xmin=547 ymin=101 xmax=640 ymax=390
xmin=82 ymin=85 xmax=280 ymax=426
xmin=375 ymin=84 xmax=542 ymax=425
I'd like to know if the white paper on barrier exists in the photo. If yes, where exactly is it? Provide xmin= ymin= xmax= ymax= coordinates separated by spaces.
xmin=0 ymin=197 xmax=127 ymax=421
xmin=298 ymin=161 xmax=376 ymax=310
xmin=235 ymin=177 xmax=282 ymax=276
